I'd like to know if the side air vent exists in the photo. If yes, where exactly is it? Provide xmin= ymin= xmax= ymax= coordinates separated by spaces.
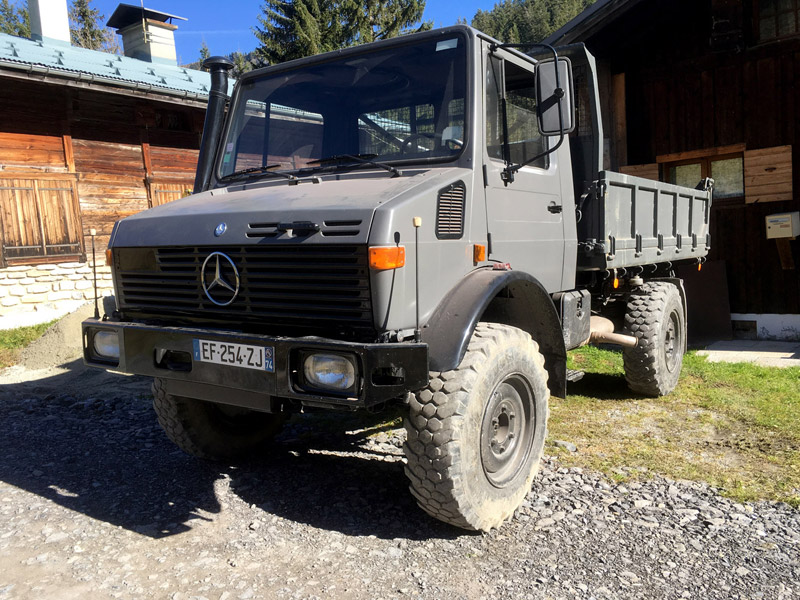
xmin=436 ymin=181 xmax=466 ymax=239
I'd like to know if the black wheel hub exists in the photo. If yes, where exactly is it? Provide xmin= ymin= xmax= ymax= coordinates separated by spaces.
xmin=664 ymin=309 xmax=682 ymax=373
xmin=480 ymin=374 xmax=535 ymax=488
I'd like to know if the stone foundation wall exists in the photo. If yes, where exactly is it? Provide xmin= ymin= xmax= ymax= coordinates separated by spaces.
xmin=0 ymin=261 xmax=113 ymax=319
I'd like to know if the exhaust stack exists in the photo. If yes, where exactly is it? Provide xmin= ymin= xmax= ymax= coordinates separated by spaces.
xmin=193 ymin=56 xmax=235 ymax=194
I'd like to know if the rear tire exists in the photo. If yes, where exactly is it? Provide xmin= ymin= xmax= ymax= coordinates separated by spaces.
xmin=152 ymin=378 xmax=287 ymax=460
xmin=403 ymin=323 xmax=549 ymax=531
xmin=623 ymin=282 xmax=685 ymax=397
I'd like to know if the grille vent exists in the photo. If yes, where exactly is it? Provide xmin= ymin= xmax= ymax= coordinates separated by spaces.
xmin=247 ymin=219 xmax=362 ymax=238
xmin=116 ymin=245 xmax=374 ymax=339
xmin=436 ymin=181 xmax=466 ymax=239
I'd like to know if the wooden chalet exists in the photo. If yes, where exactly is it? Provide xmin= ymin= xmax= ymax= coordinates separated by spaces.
xmin=0 ymin=2 xmax=208 ymax=269
xmin=547 ymin=0 xmax=800 ymax=340
xmin=0 ymin=1 xmax=213 ymax=319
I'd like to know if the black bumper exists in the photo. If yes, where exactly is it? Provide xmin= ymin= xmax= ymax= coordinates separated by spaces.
xmin=82 ymin=319 xmax=428 ymax=411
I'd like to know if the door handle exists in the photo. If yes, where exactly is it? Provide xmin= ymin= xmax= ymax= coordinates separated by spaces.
xmin=547 ymin=203 xmax=563 ymax=214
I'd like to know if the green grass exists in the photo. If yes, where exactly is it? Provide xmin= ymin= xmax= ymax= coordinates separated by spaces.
xmin=0 ymin=320 xmax=55 ymax=368
xmin=553 ymin=347 xmax=800 ymax=506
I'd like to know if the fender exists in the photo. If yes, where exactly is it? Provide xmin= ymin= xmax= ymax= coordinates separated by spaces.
xmin=422 ymin=268 xmax=567 ymax=399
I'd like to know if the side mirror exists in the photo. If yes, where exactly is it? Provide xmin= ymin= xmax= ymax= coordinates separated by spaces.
xmin=536 ymin=57 xmax=575 ymax=136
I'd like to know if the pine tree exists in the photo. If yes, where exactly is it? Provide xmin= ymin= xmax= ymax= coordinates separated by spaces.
xmin=471 ymin=0 xmax=595 ymax=44
xmin=254 ymin=0 xmax=430 ymax=66
xmin=0 ymin=0 xmax=30 ymax=38
xmin=200 ymin=40 xmax=211 ymax=61
xmin=69 ymin=0 xmax=105 ymax=49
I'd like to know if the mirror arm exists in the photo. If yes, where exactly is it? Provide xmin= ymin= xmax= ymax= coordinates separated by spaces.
xmin=490 ymin=42 xmax=566 ymax=184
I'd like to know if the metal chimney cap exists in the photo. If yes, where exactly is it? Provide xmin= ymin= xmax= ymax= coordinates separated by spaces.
xmin=107 ymin=3 xmax=187 ymax=30
xmin=203 ymin=56 xmax=235 ymax=71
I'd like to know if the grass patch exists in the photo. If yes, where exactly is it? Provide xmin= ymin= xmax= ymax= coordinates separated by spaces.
xmin=553 ymin=347 xmax=800 ymax=506
xmin=0 ymin=321 xmax=55 ymax=368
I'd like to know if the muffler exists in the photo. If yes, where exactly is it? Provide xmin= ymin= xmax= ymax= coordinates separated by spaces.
xmin=587 ymin=316 xmax=638 ymax=348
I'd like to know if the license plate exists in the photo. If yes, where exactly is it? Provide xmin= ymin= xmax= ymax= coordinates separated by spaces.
xmin=192 ymin=339 xmax=275 ymax=372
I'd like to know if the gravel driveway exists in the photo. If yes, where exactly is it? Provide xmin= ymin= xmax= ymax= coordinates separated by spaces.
xmin=1 ymin=358 xmax=798 ymax=600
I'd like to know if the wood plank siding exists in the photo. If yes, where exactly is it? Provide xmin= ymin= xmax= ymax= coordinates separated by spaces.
xmin=583 ymin=0 xmax=800 ymax=315
xmin=0 ymin=77 xmax=203 ymax=265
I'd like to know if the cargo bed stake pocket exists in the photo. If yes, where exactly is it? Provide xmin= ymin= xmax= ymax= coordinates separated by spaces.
xmin=155 ymin=349 xmax=193 ymax=372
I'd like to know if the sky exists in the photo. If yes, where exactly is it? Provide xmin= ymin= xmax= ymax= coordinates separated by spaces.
xmin=88 ymin=0 xmax=496 ymax=65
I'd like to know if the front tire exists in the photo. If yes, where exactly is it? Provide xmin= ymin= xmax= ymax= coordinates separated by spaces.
xmin=152 ymin=378 xmax=287 ymax=460
xmin=623 ymin=282 xmax=686 ymax=396
xmin=404 ymin=323 xmax=549 ymax=531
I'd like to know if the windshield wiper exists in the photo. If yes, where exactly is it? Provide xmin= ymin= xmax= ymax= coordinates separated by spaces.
xmin=307 ymin=154 xmax=402 ymax=178
xmin=219 ymin=163 xmax=297 ymax=182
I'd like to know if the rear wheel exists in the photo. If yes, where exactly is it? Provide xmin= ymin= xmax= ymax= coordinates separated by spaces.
xmin=623 ymin=282 xmax=686 ymax=396
xmin=152 ymin=378 xmax=287 ymax=460
xmin=403 ymin=323 xmax=549 ymax=531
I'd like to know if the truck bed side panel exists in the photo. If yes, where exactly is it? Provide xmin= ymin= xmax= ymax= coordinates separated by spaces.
xmin=577 ymin=171 xmax=711 ymax=271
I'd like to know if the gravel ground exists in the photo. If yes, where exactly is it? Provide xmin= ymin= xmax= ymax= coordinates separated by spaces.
xmin=0 ymin=323 xmax=798 ymax=599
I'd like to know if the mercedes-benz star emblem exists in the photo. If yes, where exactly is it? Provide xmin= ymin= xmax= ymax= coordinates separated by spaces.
xmin=214 ymin=223 xmax=227 ymax=237
xmin=201 ymin=252 xmax=240 ymax=306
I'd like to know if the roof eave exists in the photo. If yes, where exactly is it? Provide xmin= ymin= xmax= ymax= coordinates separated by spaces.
xmin=543 ymin=0 xmax=645 ymax=46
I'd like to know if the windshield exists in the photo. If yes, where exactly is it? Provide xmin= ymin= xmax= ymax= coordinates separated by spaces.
xmin=217 ymin=34 xmax=468 ymax=179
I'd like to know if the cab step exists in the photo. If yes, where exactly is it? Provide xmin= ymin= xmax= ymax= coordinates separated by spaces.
xmin=566 ymin=369 xmax=585 ymax=383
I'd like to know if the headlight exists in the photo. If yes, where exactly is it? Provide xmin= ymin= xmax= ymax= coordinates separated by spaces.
xmin=92 ymin=330 xmax=120 ymax=360
xmin=302 ymin=353 xmax=356 ymax=391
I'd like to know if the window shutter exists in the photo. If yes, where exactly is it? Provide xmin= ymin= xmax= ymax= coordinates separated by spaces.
xmin=744 ymin=145 xmax=792 ymax=204
xmin=619 ymin=163 xmax=659 ymax=181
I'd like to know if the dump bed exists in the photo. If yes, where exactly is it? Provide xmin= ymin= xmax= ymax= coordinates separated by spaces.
xmin=577 ymin=171 xmax=712 ymax=271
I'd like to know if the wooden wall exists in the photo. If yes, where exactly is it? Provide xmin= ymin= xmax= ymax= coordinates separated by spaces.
xmin=586 ymin=0 xmax=800 ymax=315
xmin=0 ymin=77 xmax=202 ymax=262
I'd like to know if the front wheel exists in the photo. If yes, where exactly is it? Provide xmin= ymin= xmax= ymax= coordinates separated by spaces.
xmin=623 ymin=282 xmax=686 ymax=396
xmin=404 ymin=323 xmax=549 ymax=531
xmin=152 ymin=378 xmax=287 ymax=460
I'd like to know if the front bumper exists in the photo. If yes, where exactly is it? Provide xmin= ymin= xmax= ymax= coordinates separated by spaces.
xmin=82 ymin=319 xmax=428 ymax=411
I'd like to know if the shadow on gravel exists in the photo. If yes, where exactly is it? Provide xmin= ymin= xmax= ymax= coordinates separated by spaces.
xmin=0 ymin=361 xmax=462 ymax=541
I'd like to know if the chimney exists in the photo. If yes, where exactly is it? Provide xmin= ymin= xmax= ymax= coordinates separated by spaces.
xmin=28 ymin=0 xmax=71 ymax=45
xmin=107 ymin=3 xmax=187 ymax=65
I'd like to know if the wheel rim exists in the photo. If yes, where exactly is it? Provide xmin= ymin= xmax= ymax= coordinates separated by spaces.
xmin=480 ymin=374 xmax=536 ymax=488
xmin=664 ymin=309 xmax=682 ymax=373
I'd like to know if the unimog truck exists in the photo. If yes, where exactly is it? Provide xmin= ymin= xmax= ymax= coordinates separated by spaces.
xmin=82 ymin=26 xmax=712 ymax=531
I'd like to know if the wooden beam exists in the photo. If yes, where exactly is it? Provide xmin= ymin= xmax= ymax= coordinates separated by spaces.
xmin=62 ymin=134 xmax=75 ymax=173
xmin=656 ymin=144 xmax=746 ymax=163
xmin=612 ymin=72 xmax=627 ymax=169
xmin=141 ymin=141 xmax=153 ymax=178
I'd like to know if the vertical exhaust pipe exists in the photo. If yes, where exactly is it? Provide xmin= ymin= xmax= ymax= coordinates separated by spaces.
xmin=193 ymin=56 xmax=235 ymax=194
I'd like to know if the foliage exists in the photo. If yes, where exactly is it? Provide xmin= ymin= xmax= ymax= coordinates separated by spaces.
xmin=552 ymin=347 xmax=800 ymax=506
xmin=199 ymin=40 xmax=210 ymax=61
xmin=0 ymin=320 xmax=55 ymax=368
xmin=0 ymin=0 xmax=29 ymax=37
xmin=254 ymin=0 xmax=431 ymax=65
xmin=68 ymin=0 xmax=120 ymax=53
xmin=471 ymin=0 xmax=595 ymax=44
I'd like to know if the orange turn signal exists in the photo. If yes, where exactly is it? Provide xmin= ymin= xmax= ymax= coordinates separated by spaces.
xmin=105 ymin=248 xmax=113 ymax=265
xmin=613 ymin=277 xmax=620 ymax=289
xmin=473 ymin=244 xmax=486 ymax=263
xmin=369 ymin=246 xmax=405 ymax=270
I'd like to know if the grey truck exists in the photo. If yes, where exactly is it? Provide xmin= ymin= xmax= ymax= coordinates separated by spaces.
xmin=82 ymin=26 xmax=712 ymax=531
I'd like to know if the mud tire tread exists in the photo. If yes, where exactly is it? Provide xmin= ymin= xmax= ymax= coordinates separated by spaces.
xmin=403 ymin=323 xmax=549 ymax=531
xmin=622 ymin=282 xmax=685 ymax=397
xmin=152 ymin=378 xmax=286 ymax=460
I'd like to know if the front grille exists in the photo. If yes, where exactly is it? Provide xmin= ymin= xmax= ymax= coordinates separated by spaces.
xmin=116 ymin=245 xmax=374 ymax=338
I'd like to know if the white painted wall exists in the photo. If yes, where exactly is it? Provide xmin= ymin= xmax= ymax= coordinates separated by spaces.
xmin=731 ymin=313 xmax=800 ymax=341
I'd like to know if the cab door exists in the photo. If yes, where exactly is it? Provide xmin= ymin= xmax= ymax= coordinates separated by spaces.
xmin=482 ymin=46 xmax=566 ymax=292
